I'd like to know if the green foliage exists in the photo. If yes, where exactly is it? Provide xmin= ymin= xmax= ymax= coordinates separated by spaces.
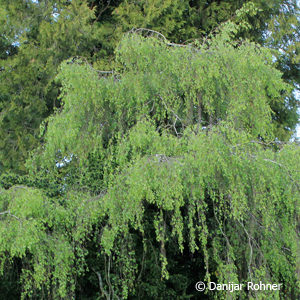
xmin=0 ymin=0 xmax=298 ymax=173
xmin=40 ymin=26 xmax=289 ymax=167
xmin=1 ymin=25 xmax=299 ymax=299
xmin=0 ymin=1 xmax=299 ymax=299
xmin=0 ymin=0 xmax=100 ymax=172
xmin=0 ymin=186 xmax=103 ymax=299
xmin=85 ymin=0 xmax=300 ymax=141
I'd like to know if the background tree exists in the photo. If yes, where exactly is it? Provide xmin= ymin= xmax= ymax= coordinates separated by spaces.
xmin=0 ymin=0 xmax=100 ymax=172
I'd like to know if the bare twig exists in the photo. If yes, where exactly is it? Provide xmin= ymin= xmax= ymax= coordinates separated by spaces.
xmin=196 ymin=93 xmax=202 ymax=134
xmin=237 ymin=220 xmax=253 ymax=277
xmin=87 ymin=189 xmax=107 ymax=203
xmin=132 ymin=28 xmax=168 ymax=42
xmin=237 ymin=219 xmax=258 ymax=300
xmin=93 ymin=0 xmax=111 ymax=23
xmin=92 ymin=268 xmax=110 ymax=300
xmin=250 ymin=155 xmax=300 ymax=191
xmin=160 ymin=95 xmax=183 ymax=136
xmin=67 ymin=56 xmax=115 ymax=77
xmin=0 ymin=210 xmax=21 ymax=221
xmin=131 ymin=28 xmax=194 ymax=48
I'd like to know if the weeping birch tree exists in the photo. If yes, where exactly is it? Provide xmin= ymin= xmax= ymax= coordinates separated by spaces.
xmin=0 ymin=21 xmax=299 ymax=299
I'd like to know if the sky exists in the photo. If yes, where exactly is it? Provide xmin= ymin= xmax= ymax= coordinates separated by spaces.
xmin=293 ymin=90 xmax=300 ymax=140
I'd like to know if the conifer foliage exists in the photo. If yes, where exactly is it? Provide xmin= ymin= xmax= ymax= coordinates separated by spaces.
xmin=0 ymin=0 xmax=100 ymax=172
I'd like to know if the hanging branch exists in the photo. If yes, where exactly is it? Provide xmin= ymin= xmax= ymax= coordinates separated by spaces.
xmin=196 ymin=93 xmax=203 ymax=134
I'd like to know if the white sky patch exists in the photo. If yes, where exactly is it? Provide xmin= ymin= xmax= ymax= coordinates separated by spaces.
xmin=295 ymin=89 xmax=300 ymax=139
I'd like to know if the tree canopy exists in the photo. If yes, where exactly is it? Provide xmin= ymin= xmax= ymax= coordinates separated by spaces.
xmin=0 ymin=0 xmax=299 ymax=173
xmin=0 ymin=16 xmax=299 ymax=298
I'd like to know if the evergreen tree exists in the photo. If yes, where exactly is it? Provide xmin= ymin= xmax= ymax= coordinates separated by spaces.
xmin=0 ymin=0 xmax=100 ymax=172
